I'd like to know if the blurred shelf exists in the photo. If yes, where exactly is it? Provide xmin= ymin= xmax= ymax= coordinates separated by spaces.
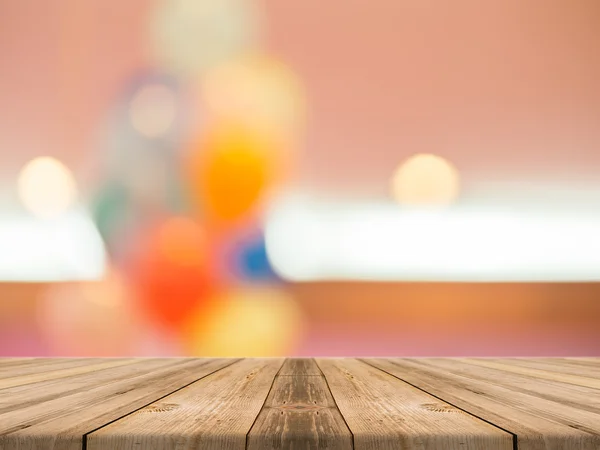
xmin=290 ymin=281 xmax=600 ymax=327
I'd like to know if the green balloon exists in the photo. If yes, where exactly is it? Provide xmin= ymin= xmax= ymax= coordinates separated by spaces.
xmin=91 ymin=181 xmax=131 ymax=247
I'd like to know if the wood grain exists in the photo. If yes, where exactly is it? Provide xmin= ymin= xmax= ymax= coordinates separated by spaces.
xmin=0 ymin=359 xmax=191 ymax=414
xmin=420 ymin=358 xmax=600 ymax=414
xmin=317 ymin=358 xmax=512 ymax=450
xmin=472 ymin=358 xmax=600 ymax=380
xmin=0 ymin=358 xmax=92 ymax=378
xmin=278 ymin=357 xmax=322 ymax=376
xmin=86 ymin=358 xmax=283 ymax=450
xmin=0 ymin=358 xmax=234 ymax=450
xmin=458 ymin=358 xmax=600 ymax=390
xmin=0 ymin=358 xmax=35 ymax=366
xmin=0 ymin=358 xmax=139 ymax=390
xmin=1 ymin=358 xmax=600 ymax=450
xmin=247 ymin=359 xmax=353 ymax=450
xmin=363 ymin=358 xmax=600 ymax=450
xmin=0 ymin=358 xmax=128 ymax=382
xmin=561 ymin=357 xmax=600 ymax=365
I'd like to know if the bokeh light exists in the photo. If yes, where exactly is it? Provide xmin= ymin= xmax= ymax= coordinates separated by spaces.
xmin=149 ymin=0 xmax=261 ymax=77
xmin=0 ymin=209 xmax=107 ymax=282
xmin=187 ymin=124 xmax=277 ymax=223
xmin=17 ymin=157 xmax=78 ymax=219
xmin=202 ymin=54 xmax=306 ymax=146
xmin=184 ymin=288 xmax=304 ymax=357
xmin=129 ymin=83 xmax=177 ymax=138
xmin=36 ymin=268 xmax=143 ymax=356
xmin=391 ymin=153 xmax=460 ymax=206
xmin=126 ymin=216 xmax=215 ymax=330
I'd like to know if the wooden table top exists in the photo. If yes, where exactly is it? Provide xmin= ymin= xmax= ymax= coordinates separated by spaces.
xmin=0 ymin=358 xmax=599 ymax=449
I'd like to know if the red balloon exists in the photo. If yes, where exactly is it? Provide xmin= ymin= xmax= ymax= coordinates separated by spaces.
xmin=127 ymin=216 xmax=215 ymax=329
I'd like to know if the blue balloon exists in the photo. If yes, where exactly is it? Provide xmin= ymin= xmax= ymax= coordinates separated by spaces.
xmin=236 ymin=233 xmax=280 ymax=282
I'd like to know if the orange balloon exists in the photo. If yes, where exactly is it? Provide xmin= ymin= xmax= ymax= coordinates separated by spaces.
xmin=187 ymin=124 xmax=278 ymax=223
xmin=127 ymin=216 xmax=215 ymax=329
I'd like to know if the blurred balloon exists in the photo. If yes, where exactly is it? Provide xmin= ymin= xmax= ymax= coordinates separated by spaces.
xmin=223 ymin=228 xmax=279 ymax=282
xmin=184 ymin=287 xmax=304 ymax=357
xmin=36 ymin=268 xmax=144 ymax=356
xmin=90 ymin=180 xmax=135 ymax=258
xmin=18 ymin=157 xmax=78 ymax=219
xmin=149 ymin=0 xmax=261 ymax=77
xmin=90 ymin=71 xmax=191 ymax=257
xmin=96 ymin=71 xmax=189 ymax=181
xmin=186 ymin=124 xmax=278 ymax=223
xmin=129 ymin=83 xmax=177 ymax=139
xmin=126 ymin=216 xmax=215 ymax=329
xmin=202 ymin=54 xmax=306 ymax=148
xmin=123 ymin=151 xmax=189 ymax=213
xmin=391 ymin=153 xmax=460 ymax=206
xmin=89 ymin=177 xmax=187 ymax=266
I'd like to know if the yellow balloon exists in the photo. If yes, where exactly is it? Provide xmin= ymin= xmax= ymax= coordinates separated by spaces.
xmin=202 ymin=54 xmax=306 ymax=146
xmin=184 ymin=288 xmax=305 ymax=357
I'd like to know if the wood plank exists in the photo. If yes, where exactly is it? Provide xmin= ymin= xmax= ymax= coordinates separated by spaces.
xmin=0 ymin=359 xmax=189 ymax=414
xmin=247 ymin=359 xmax=352 ymax=450
xmin=0 ymin=358 xmax=43 ymax=369
xmin=408 ymin=359 xmax=600 ymax=415
xmin=0 ymin=358 xmax=35 ymax=365
xmin=486 ymin=358 xmax=600 ymax=379
xmin=317 ymin=358 xmax=512 ymax=450
xmin=562 ymin=358 xmax=600 ymax=364
xmin=0 ymin=358 xmax=114 ymax=380
xmin=459 ymin=358 xmax=600 ymax=390
xmin=86 ymin=358 xmax=283 ymax=450
xmin=278 ymin=358 xmax=322 ymax=376
xmin=547 ymin=358 xmax=600 ymax=369
xmin=554 ymin=358 xmax=600 ymax=370
xmin=0 ymin=358 xmax=234 ymax=450
xmin=0 ymin=358 xmax=140 ymax=390
xmin=1 ymin=358 xmax=599 ymax=450
xmin=363 ymin=358 xmax=600 ymax=450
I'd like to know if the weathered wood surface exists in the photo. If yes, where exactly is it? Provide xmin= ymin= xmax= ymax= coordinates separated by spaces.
xmin=362 ymin=358 xmax=600 ymax=450
xmin=247 ymin=359 xmax=353 ymax=450
xmin=0 ymin=358 xmax=598 ymax=449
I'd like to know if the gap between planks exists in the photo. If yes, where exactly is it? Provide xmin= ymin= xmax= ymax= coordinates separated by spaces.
xmin=81 ymin=359 xmax=241 ymax=450
xmin=359 ymin=358 xmax=519 ymax=450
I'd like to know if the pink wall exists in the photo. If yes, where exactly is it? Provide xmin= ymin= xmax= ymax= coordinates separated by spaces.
xmin=1 ymin=0 xmax=599 ymax=196
xmin=264 ymin=0 xmax=600 ymax=194
xmin=0 ymin=0 xmax=150 ymax=180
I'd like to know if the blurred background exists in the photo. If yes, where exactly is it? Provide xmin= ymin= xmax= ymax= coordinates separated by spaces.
xmin=1 ymin=0 xmax=599 ymax=357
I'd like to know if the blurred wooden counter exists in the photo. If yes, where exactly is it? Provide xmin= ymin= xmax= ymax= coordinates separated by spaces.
xmin=290 ymin=281 xmax=600 ymax=355
xmin=2 ymin=281 xmax=600 ymax=356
